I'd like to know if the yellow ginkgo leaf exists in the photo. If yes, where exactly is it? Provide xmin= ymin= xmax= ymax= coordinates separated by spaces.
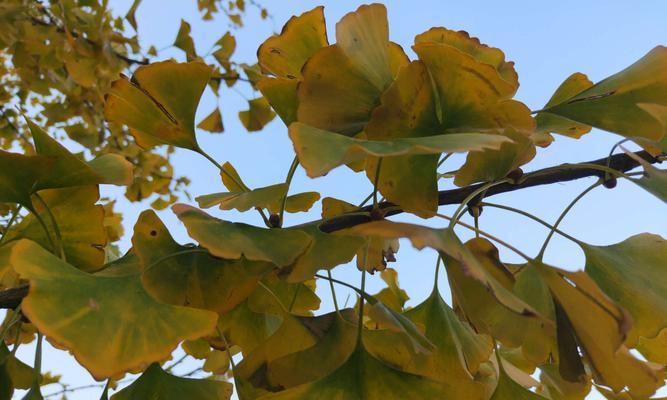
xmin=289 ymin=122 xmax=511 ymax=178
xmin=173 ymin=204 xmax=311 ymax=267
xmin=535 ymin=73 xmax=593 ymax=139
xmin=133 ymin=210 xmax=273 ymax=313
xmin=8 ymin=240 xmax=218 ymax=380
xmin=105 ymin=60 xmax=212 ymax=150
xmin=541 ymin=46 xmax=667 ymax=142
xmin=4 ymin=186 xmax=107 ymax=272
xmin=297 ymin=3 xmax=408 ymax=136
xmin=0 ymin=151 xmax=53 ymax=211
xmin=538 ymin=262 xmax=664 ymax=397
xmin=239 ymin=97 xmax=276 ymax=132
xmin=173 ymin=19 xmax=197 ymax=61
xmin=196 ymin=107 xmax=224 ymax=133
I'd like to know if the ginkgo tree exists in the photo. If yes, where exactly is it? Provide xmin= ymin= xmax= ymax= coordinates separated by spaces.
xmin=0 ymin=2 xmax=666 ymax=400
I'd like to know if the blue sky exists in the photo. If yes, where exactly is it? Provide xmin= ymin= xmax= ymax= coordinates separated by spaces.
xmin=13 ymin=1 xmax=667 ymax=398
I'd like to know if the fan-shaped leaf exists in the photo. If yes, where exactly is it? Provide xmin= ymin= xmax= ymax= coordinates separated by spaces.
xmin=105 ymin=60 xmax=212 ymax=150
xmin=133 ymin=210 xmax=273 ymax=312
xmin=9 ymin=240 xmax=218 ymax=380
xmin=289 ymin=122 xmax=511 ymax=178
xmin=239 ymin=97 xmax=275 ymax=132
xmin=111 ymin=363 xmax=232 ymax=399
xmin=541 ymin=46 xmax=667 ymax=142
xmin=535 ymin=73 xmax=593 ymax=139
xmin=173 ymin=205 xmax=311 ymax=267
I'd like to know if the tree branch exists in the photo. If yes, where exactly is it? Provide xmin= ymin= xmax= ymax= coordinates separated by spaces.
xmin=0 ymin=150 xmax=661 ymax=310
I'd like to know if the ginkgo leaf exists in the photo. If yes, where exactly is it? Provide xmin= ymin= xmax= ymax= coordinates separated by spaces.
xmin=286 ymin=224 xmax=364 ymax=283
xmin=218 ymin=299 xmax=282 ymax=355
xmin=289 ymin=122 xmax=511 ymax=178
xmin=297 ymin=3 xmax=409 ymax=136
xmin=182 ymin=339 xmax=211 ymax=360
xmin=538 ymin=364 xmax=592 ymax=400
xmin=583 ymin=233 xmax=667 ymax=346
xmin=213 ymin=32 xmax=236 ymax=65
xmin=4 ymin=186 xmax=107 ymax=272
xmin=342 ymin=221 xmax=541 ymax=319
xmin=239 ymin=97 xmax=276 ymax=132
xmin=535 ymin=73 xmax=593 ymax=139
xmin=9 ymin=240 xmax=218 ymax=380
xmin=173 ymin=19 xmax=197 ymax=61
xmin=0 ymin=342 xmax=33 ymax=399
xmin=111 ymin=363 xmax=232 ymax=399
xmin=248 ymin=272 xmax=321 ymax=317
xmin=541 ymin=46 xmax=667 ymax=142
xmin=373 ymin=268 xmax=409 ymax=312
xmin=133 ymin=210 xmax=273 ymax=313
xmin=365 ymin=298 xmax=435 ymax=354
xmin=105 ymin=60 xmax=212 ymax=150
xmin=256 ymin=6 xmax=328 ymax=126
xmin=173 ymin=205 xmax=311 ymax=267
xmin=196 ymin=183 xmax=320 ymax=214
xmin=490 ymin=358 xmax=547 ymax=400
xmin=454 ymin=128 xmax=536 ymax=187
xmin=243 ymin=309 xmax=358 ymax=392
xmin=624 ymin=150 xmax=667 ymax=203
xmin=202 ymin=350 xmax=230 ymax=375
xmin=537 ymin=262 xmax=664 ymax=397
xmin=259 ymin=341 xmax=458 ymax=399
xmin=363 ymin=286 xmax=493 ymax=398
xmin=257 ymin=6 xmax=327 ymax=80
xmin=197 ymin=108 xmax=224 ymax=133
xmin=0 ymin=151 xmax=53 ymax=209
xmin=443 ymin=241 xmax=555 ymax=368
xmin=414 ymin=27 xmax=519 ymax=90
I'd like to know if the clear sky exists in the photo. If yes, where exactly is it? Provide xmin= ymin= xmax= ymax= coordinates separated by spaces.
xmin=13 ymin=1 xmax=667 ymax=398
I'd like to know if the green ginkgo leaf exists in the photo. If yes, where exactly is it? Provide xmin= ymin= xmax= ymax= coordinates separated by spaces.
xmin=4 ymin=186 xmax=108 ymax=272
xmin=286 ymin=225 xmax=364 ymax=283
xmin=0 ymin=151 xmax=53 ymax=209
xmin=624 ymin=150 xmax=667 ymax=203
xmin=364 ymin=286 xmax=493 ymax=398
xmin=105 ymin=60 xmax=212 ymax=150
xmin=541 ymin=46 xmax=667 ymax=142
xmin=537 ymin=262 xmax=663 ymax=397
xmin=490 ymin=357 xmax=547 ymax=400
xmin=173 ymin=205 xmax=311 ymax=267
xmin=297 ymin=3 xmax=408 ymax=136
xmin=0 ymin=343 xmax=33 ymax=400
xmin=133 ymin=210 xmax=273 ymax=313
xmin=583 ymin=233 xmax=667 ymax=346
xmin=535 ymin=73 xmax=593 ymax=139
xmin=9 ymin=240 xmax=218 ymax=380
xmin=111 ymin=363 xmax=232 ymax=400
xmin=289 ymin=122 xmax=511 ymax=178
xmin=26 ymin=118 xmax=133 ymax=190
xmin=443 ymin=240 xmax=555 ymax=368
xmin=259 ymin=340 xmax=458 ymax=399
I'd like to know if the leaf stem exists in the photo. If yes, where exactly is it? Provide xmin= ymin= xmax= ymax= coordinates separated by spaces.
xmin=449 ymin=179 xmax=510 ymax=229
xmin=433 ymin=255 xmax=442 ymax=292
xmin=436 ymin=213 xmax=531 ymax=261
xmin=536 ymin=180 xmax=600 ymax=260
xmin=33 ymin=192 xmax=66 ymax=261
xmin=481 ymin=201 xmax=583 ymax=246
xmin=327 ymin=270 xmax=340 ymax=313
xmin=357 ymin=243 xmax=369 ymax=339
xmin=0 ymin=205 xmax=21 ymax=245
xmin=372 ymin=158 xmax=383 ymax=209
xmin=278 ymin=156 xmax=299 ymax=227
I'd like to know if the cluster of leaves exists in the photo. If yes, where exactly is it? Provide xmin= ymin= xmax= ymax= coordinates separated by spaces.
xmin=0 ymin=2 xmax=666 ymax=399
xmin=0 ymin=0 xmax=270 ymax=211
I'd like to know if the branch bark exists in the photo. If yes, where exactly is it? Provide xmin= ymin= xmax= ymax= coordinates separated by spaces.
xmin=0 ymin=150 xmax=661 ymax=310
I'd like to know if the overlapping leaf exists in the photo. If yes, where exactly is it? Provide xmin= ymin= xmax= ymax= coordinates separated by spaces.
xmin=173 ymin=204 xmax=311 ymax=267
xmin=540 ymin=46 xmax=667 ymax=142
xmin=624 ymin=150 xmax=667 ymax=203
xmin=8 ymin=240 xmax=218 ymax=379
xmin=535 ymin=73 xmax=593 ymax=139
xmin=133 ymin=210 xmax=273 ymax=312
xmin=296 ymin=3 xmax=408 ymax=136
xmin=289 ymin=122 xmax=511 ymax=178
xmin=4 ymin=186 xmax=108 ymax=271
